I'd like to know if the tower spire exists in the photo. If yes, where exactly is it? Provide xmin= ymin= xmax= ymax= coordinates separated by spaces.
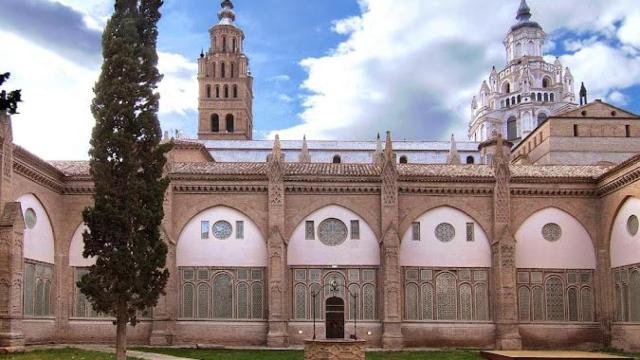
xmin=516 ymin=0 xmax=532 ymax=22
xmin=218 ymin=0 xmax=236 ymax=25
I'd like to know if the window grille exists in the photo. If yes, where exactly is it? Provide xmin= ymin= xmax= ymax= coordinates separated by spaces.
xmin=305 ymin=221 xmax=315 ymax=240
xmin=236 ymin=221 xmax=244 ymax=239
xmin=350 ymin=220 xmax=360 ymax=240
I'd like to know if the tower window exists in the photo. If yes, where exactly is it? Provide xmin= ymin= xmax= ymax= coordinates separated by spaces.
xmin=233 ymin=85 xmax=238 ymax=98
xmin=231 ymin=63 xmax=235 ymax=78
xmin=211 ymin=114 xmax=220 ymax=133
xmin=550 ymin=93 xmax=555 ymax=102
xmin=573 ymin=124 xmax=579 ymax=137
xmin=206 ymin=85 xmax=211 ymax=99
xmin=503 ymin=82 xmax=511 ymax=94
xmin=537 ymin=112 xmax=548 ymax=126
xmin=232 ymin=38 xmax=237 ymax=52
xmin=215 ymin=85 xmax=220 ymax=98
xmin=224 ymin=85 xmax=229 ymax=98
xmin=544 ymin=93 xmax=549 ymax=102
xmin=466 ymin=156 xmax=475 ymax=164
xmin=399 ymin=155 xmax=408 ymax=164
xmin=221 ymin=63 xmax=226 ymax=78
xmin=332 ymin=155 xmax=341 ymax=164
xmin=226 ymin=114 xmax=234 ymax=133
xmin=213 ymin=63 xmax=216 ymax=78
xmin=517 ymin=95 xmax=521 ymax=104
xmin=626 ymin=125 xmax=630 ymax=138
xmin=222 ymin=36 xmax=227 ymax=52
xmin=507 ymin=116 xmax=517 ymax=141
xmin=537 ymin=93 xmax=542 ymax=102
xmin=542 ymin=77 xmax=550 ymax=88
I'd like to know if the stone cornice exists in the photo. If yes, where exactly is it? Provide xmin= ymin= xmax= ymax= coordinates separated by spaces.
xmin=173 ymin=182 xmax=268 ymax=193
xmin=399 ymin=184 xmax=493 ymax=195
xmin=597 ymin=161 xmax=640 ymax=196
xmin=286 ymin=183 xmax=380 ymax=194
xmin=511 ymin=187 xmax=597 ymax=197
xmin=13 ymin=157 xmax=63 ymax=193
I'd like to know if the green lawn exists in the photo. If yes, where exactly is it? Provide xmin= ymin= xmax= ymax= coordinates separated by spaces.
xmin=0 ymin=348 xmax=138 ymax=360
xmin=133 ymin=348 xmax=482 ymax=360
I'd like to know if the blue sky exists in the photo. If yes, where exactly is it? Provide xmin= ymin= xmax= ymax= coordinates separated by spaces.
xmin=1 ymin=0 xmax=639 ymax=159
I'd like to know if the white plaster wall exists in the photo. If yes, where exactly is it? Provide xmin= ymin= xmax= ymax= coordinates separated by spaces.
xmin=399 ymin=207 xmax=491 ymax=267
xmin=515 ymin=207 xmax=596 ymax=269
xmin=610 ymin=197 xmax=640 ymax=268
xmin=177 ymin=207 xmax=267 ymax=267
xmin=69 ymin=224 xmax=95 ymax=267
xmin=287 ymin=205 xmax=379 ymax=266
xmin=17 ymin=194 xmax=55 ymax=264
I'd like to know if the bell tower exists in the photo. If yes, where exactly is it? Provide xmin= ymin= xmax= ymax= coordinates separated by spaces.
xmin=197 ymin=0 xmax=253 ymax=140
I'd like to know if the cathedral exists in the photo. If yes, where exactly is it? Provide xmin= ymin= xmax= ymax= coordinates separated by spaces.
xmin=0 ymin=0 xmax=640 ymax=352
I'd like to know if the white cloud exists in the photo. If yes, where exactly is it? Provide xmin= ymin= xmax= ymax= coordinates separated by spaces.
xmin=157 ymin=52 xmax=198 ymax=116
xmin=608 ymin=90 xmax=629 ymax=106
xmin=270 ymin=74 xmax=291 ymax=82
xmin=278 ymin=94 xmax=294 ymax=103
xmin=268 ymin=0 xmax=640 ymax=141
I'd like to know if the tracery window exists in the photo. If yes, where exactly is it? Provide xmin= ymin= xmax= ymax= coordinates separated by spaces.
xmin=613 ymin=265 xmax=640 ymax=322
xmin=517 ymin=269 xmax=595 ymax=322
xmin=180 ymin=267 xmax=265 ymax=319
xmin=404 ymin=267 xmax=490 ymax=321
xmin=291 ymin=268 xmax=377 ymax=320
xmin=24 ymin=260 xmax=53 ymax=317
xmin=507 ymin=116 xmax=518 ymax=141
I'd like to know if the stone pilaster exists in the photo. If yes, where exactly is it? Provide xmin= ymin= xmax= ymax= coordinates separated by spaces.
xmin=0 ymin=202 xmax=25 ymax=353
xmin=379 ymin=132 xmax=403 ymax=349
xmin=0 ymin=112 xmax=14 ymax=211
xmin=266 ymin=136 xmax=288 ymax=347
xmin=490 ymin=135 xmax=521 ymax=350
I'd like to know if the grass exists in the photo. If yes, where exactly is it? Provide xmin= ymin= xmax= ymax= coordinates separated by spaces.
xmin=0 ymin=348 xmax=139 ymax=360
xmin=132 ymin=348 xmax=483 ymax=360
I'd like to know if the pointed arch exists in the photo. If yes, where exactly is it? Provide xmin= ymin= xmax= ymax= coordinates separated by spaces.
xmin=515 ymin=207 xmax=596 ymax=269
xmin=400 ymin=206 xmax=491 ymax=267
xmin=610 ymin=196 xmax=640 ymax=268
xmin=17 ymin=193 xmax=55 ymax=264
xmin=176 ymin=206 xmax=267 ymax=267
xmin=287 ymin=205 xmax=380 ymax=266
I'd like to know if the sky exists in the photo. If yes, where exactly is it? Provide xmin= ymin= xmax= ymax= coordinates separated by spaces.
xmin=1 ymin=0 xmax=639 ymax=160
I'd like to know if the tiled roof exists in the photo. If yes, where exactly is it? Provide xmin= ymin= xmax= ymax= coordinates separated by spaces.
xmin=45 ymin=159 xmax=610 ymax=181
xmin=172 ymin=162 xmax=267 ymax=175
xmin=398 ymin=164 xmax=494 ymax=178
xmin=286 ymin=163 xmax=381 ymax=176
xmin=510 ymin=165 xmax=609 ymax=179
xmin=48 ymin=161 xmax=90 ymax=176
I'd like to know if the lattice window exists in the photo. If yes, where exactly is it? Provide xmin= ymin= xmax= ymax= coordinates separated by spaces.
xmin=236 ymin=283 xmax=248 ymax=319
xmin=435 ymin=223 xmax=455 ymax=243
xmin=350 ymin=220 xmax=360 ymax=240
xmin=310 ymin=283 xmax=322 ymax=319
xmin=24 ymin=261 xmax=53 ymax=317
xmin=581 ymin=287 xmax=594 ymax=322
xmin=518 ymin=286 xmax=531 ymax=321
xmin=542 ymin=223 xmax=562 ymax=242
xmin=251 ymin=283 xmax=263 ymax=319
xmin=305 ymin=221 xmax=315 ymax=240
xmin=568 ymin=287 xmax=578 ymax=321
xmin=310 ymin=269 xmax=321 ymax=282
xmin=348 ymin=284 xmax=360 ymax=320
xmin=236 ymin=221 xmax=244 ymax=239
xmin=198 ymin=269 xmax=209 ymax=281
xmin=405 ymin=283 xmax=419 ymax=320
xmin=363 ymin=270 xmax=376 ymax=282
xmin=324 ymin=272 xmax=345 ymax=298
xmin=238 ymin=269 xmax=249 ymax=281
xmin=545 ymin=276 xmax=565 ymax=321
xmin=295 ymin=284 xmax=307 ymax=319
xmin=295 ymin=269 xmax=306 ymax=282
xmin=436 ymin=272 xmax=457 ymax=320
xmin=405 ymin=269 xmax=419 ymax=281
xmin=421 ymin=270 xmax=433 ymax=281
xmin=197 ymin=283 xmax=210 ymax=319
xmin=475 ymin=283 xmax=489 ymax=321
xmin=363 ymin=283 xmax=376 ymax=320
xmin=183 ymin=269 xmax=194 ymax=281
xmin=412 ymin=222 xmax=420 ymax=241
xmin=421 ymin=284 xmax=433 ymax=320
xmin=213 ymin=273 xmax=233 ymax=318
xmin=532 ymin=286 xmax=544 ymax=321
xmin=201 ymin=221 xmax=209 ymax=239
xmin=630 ymin=270 xmax=640 ymax=322
xmin=459 ymin=283 xmax=473 ymax=320
xmin=615 ymin=285 xmax=623 ymax=322
xmin=466 ymin=223 xmax=474 ymax=242
xmin=348 ymin=269 xmax=359 ymax=282
xmin=183 ymin=283 xmax=194 ymax=318
xmin=251 ymin=269 xmax=263 ymax=280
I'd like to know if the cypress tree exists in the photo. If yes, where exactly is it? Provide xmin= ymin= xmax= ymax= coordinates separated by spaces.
xmin=78 ymin=1 xmax=170 ymax=359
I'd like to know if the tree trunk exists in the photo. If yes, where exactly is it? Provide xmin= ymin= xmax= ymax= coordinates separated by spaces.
xmin=116 ymin=302 xmax=128 ymax=360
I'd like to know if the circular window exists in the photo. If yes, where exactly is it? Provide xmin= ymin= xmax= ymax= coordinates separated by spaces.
xmin=627 ymin=215 xmax=639 ymax=236
xmin=212 ymin=221 xmax=232 ymax=239
xmin=317 ymin=218 xmax=348 ymax=246
xmin=435 ymin=223 xmax=455 ymax=242
xmin=24 ymin=208 xmax=37 ymax=229
xmin=542 ymin=223 xmax=562 ymax=242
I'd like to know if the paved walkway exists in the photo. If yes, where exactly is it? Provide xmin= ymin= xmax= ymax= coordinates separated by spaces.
xmin=71 ymin=345 xmax=194 ymax=360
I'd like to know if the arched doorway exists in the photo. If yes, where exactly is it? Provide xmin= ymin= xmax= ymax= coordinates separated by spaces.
xmin=325 ymin=297 xmax=345 ymax=339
